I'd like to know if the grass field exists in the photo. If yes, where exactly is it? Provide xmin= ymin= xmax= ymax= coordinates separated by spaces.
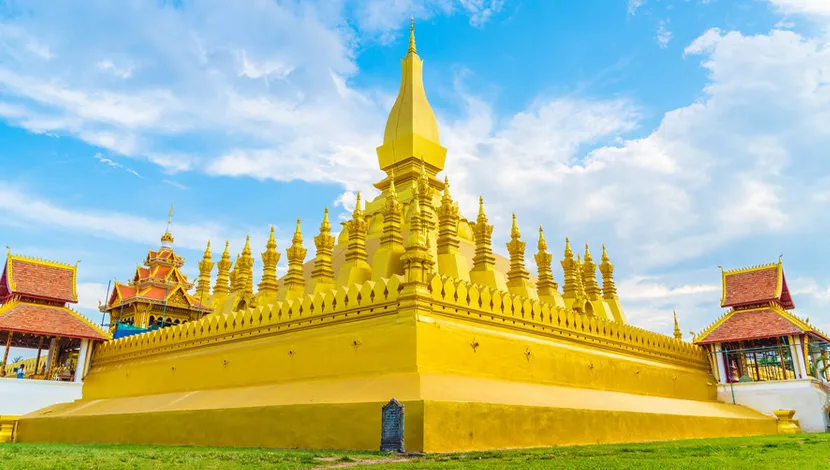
xmin=2 ymin=434 xmax=829 ymax=469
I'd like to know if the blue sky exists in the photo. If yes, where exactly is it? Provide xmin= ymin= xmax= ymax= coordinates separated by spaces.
xmin=2 ymin=0 xmax=830 ymax=346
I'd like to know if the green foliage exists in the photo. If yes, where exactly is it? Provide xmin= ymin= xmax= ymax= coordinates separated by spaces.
xmin=1 ymin=434 xmax=829 ymax=469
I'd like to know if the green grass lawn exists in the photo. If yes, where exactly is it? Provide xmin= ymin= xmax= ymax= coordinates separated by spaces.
xmin=2 ymin=434 xmax=829 ymax=469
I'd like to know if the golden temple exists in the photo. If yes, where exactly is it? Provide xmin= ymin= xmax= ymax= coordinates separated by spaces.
xmin=15 ymin=22 xmax=776 ymax=451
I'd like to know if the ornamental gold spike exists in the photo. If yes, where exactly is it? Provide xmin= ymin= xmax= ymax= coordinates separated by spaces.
xmin=408 ymin=16 xmax=416 ymax=54
xmin=242 ymin=235 xmax=252 ymax=256
xmin=673 ymin=310 xmax=683 ymax=341
xmin=538 ymin=226 xmax=547 ymax=252
xmin=321 ymin=207 xmax=331 ymax=233
xmin=353 ymin=192 xmax=363 ymax=217
xmin=477 ymin=195 xmax=487 ymax=224
xmin=510 ymin=213 xmax=520 ymax=240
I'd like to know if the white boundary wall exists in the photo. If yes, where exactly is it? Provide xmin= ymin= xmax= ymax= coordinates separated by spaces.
xmin=718 ymin=379 xmax=829 ymax=433
xmin=0 ymin=378 xmax=82 ymax=416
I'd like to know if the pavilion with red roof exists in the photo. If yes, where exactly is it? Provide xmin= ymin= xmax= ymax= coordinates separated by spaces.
xmin=693 ymin=259 xmax=830 ymax=432
xmin=0 ymin=251 xmax=109 ymax=382
xmin=102 ymin=223 xmax=212 ymax=331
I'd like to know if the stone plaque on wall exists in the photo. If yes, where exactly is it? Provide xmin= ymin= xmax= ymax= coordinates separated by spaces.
xmin=380 ymin=398 xmax=405 ymax=452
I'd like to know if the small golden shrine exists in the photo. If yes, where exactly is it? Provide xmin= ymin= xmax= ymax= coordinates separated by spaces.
xmin=102 ymin=210 xmax=212 ymax=329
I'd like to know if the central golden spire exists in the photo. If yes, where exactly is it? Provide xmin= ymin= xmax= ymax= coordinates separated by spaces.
xmin=376 ymin=18 xmax=447 ymax=193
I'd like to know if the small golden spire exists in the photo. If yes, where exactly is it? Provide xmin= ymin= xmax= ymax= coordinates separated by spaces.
xmin=266 ymin=226 xmax=276 ymax=250
xmin=197 ymin=240 xmax=214 ymax=301
xmin=564 ymin=237 xmax=573 ymax=258
xmin=281 ymin=217 xmax=307 ymax=300
xmin=441 ymin=176 xmax=452 ymax=204
xmin=538 ymin=226 xmax=547 ymax=252
xmin=222 ymin=241 xmax=230 ymax=261
xmin=535 ymin=225 xmax=559 ymax=295
xmin=582 ymin=243 xmax=600 ymax=301
xmin=477 ymin=195 xmax=487 ymax=224
xmin=258 ymin=226 xmax=280 ymax=298
xmin=242 ymin=235 xmax=252 ymax=256
xmin=510 ymin=213 xmax=520 ymax=239
xmin=161 ymin=203 xmax=175 ymax=245
xmin=321 ymin=207 xmax=331 ymax=232
xmin=408 ymin=16 xmax=416 ymax=54
xmin=673 ymin=310 xmax=682 ymax=341
xmin=310 ymin=206 xmax=336 ymax=294
xmin=353 ymin=192 xmax=363 ymax=217
xmin=293 ymin=218 xmax=302 ymax=243
xmin=599 ymin=244 xmax=617 ymax=300
xmin=506 ymin=213 xmax=534 ymax=298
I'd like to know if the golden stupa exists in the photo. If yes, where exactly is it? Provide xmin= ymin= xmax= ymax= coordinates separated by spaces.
xmin=16 ymin=22 xmax=774 ymax=452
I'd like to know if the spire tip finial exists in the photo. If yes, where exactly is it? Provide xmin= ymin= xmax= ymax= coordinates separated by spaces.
xmin=408 ymin=17 xmax=417 ymax=54
xmin=161 ymin=202 xmax=175 ymax=245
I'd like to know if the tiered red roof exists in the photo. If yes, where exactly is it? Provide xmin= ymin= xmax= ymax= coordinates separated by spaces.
xmin=0 ymin=255 xmax=78 ymax=304
xmin=696 ymin=261 xmax=829 ymax=345
xmin=0 ymin=253 xmax=110 ymax=342
xmin=108 ymin=284 xmax=205 ymax=308
xmin=107 ymin=246 xmax=205 ymax=311
xmin=0 ymin=302 xmax=108 ymax=341
xmin=696 ymin=308 xmax=806 ymax=345
xmin=720 ymin=263 xmax=794 ymax=309
xmin=145 ymin=247 xmax=184 ymax=268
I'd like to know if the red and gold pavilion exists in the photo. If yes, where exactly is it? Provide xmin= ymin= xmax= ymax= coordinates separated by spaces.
xmin=102 ymin=225 xmax=212 ymax=330
xmin=694 ymin=259 xmax=830 ymax=383
xmin=0 ymin=251 xmax=109 ymax=381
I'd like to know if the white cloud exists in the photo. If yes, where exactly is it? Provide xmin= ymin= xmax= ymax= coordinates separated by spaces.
xmin=235 ymin=50 xmax=294 ymax=80
xmin=618 ymin=278 xmax=719 ymax=301
xmin=656 ymin=20 xmax=672 ymax=48
xmin=162 ymin=180 xmax=188 ymax=190
xmin=76 ymin=282 xmax=109 ymax=310
xmin=355 ymin=0 xmax=504 ymax=37
xmin=628 ymin=0 xmax=646 ymax=17
xmin=769 ymin=0 xmax=830 ymax=17
xmin=96 ymin=60 xmax=133 ymax=79
xmin=0 ymin=184 xmax=241 ymax=251
xmin=92 ymin=152 xmax=142 ymax=178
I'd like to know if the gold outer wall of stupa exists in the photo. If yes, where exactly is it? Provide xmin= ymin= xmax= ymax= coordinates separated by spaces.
xmin=15 ymin=22 xmax=776 ymax=451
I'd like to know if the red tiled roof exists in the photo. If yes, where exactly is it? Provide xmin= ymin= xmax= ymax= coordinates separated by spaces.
xmin=133 ymin=267 xmax=150 ymax=281
xmin=697 ymin=309 xmax=805 ymax=344
xmin=1 ymin=256 xmax=77 ymax=303
xmin=0 ymin=264 xmax=10 ymax=299
xmin=146 ymin=247 xmax=183 ymax=266
xmin=721 ymin=264 xmax=794 ymax=309
xmin=0 ymin=302 xmax=109 ymax=340
xmin=108 ymin=283 xmax=205 ymax=308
